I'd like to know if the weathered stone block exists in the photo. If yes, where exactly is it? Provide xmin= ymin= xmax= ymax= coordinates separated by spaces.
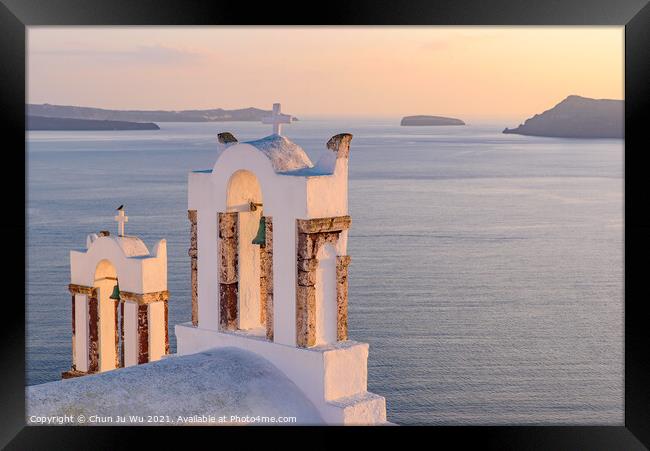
xmin=260 ymin=275 xmax=268 ymax=326
xmin=88 ymin=296 xmax=99 ymax=373
xmin=114 ymin=299 xmax=119 ymax=368
xmin=191 ymin=259 xmax=198 ymax=326
xmin=217 ymin=132 xmax=238 ymax=144
xmin=265 ymin=293 xmax=274 ymax=341
xmin=337 ymin=255 xmax=351 ymax=270
xmin=188 ymin=209 xmax=198 ymax=327
xmin=218 ymin=212 xmax=238 ymax=239
xmin=119 ymin=302 xmax=125 ymax=367
xmin=336 ymin=282 xmax=349 ymax=341
xmin=336 ymin=255 xmax=351 ymax=341
xmin=297 ymin=257 xmax=318 ymax=272
xmin=326 ymin=133 xmax=353 ymax=159
xmin=119 ymin=290 xmax=169 ymax=305
xmin=264 ymin=217 xmax=273 ymax=252
xmin=137 ymin=304 xmax=149 ymax=364
xmin=61 ymin=369 xmax=87 ymax=379
xmin=314 ymin=232 xmax=339 ymax=250
xmin=296 ymin=216 xmax=351 ymax=234
xmin=296 ymin=285 xmax=316 ymax=348
xmin=164 ymin=300 xmax=169 ymax=355
xmin=297 ymin=232 xmax=316 ymax=259
xmin=260 ymin=249 xmax=271 ymax=275
xmin=298 ymin=269 xmax=316 ymax=287
xmin=219 ymin=237 xmax=238 ymax=284
xmin=68 ymin=284 xmax=97 ymax=297
xmin=219 ymin=283 xmax=238 ymax=331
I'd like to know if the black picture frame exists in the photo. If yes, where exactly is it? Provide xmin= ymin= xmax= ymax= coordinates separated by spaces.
xmin=2 ymin=0 xmax=648 ymax=448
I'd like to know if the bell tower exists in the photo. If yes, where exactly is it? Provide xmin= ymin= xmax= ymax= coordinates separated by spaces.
xmin=63 ymin=210 xmax=169 ymax=378
xmin=177 ymin=104 xmax=388 ymax=424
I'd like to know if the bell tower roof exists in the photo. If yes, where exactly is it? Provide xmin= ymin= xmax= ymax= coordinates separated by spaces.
xmin=243 ymin=134 xmax=313 ymax=173
xmin=111 ymin=235 xmax=151 ymax=257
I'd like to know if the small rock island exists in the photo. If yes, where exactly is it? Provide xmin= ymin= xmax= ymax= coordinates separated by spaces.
xmin=503 ymin=95 xmax=623 ymax=139
xmin=400 ymin=115 xmax=465 ymax=126
xmin=27 ymin=115 xmax=160 ymax=131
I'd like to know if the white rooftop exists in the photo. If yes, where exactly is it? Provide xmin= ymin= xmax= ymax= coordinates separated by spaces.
xmin=111 ymin=235 xmax=150 ymax=257
xmin=27 ymin=347 xmax=323 ymax=425
xmin=243 ymin=134 xmax=313 ymax=173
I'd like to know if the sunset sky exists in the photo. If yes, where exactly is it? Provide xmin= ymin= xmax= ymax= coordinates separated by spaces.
xmin=27 ymin=27 xmax=623 ymax=123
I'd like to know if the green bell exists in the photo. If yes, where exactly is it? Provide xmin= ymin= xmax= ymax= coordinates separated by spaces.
xmin=109 ymin=283 xmax=121 ymax=300
xmin=252 ymin=216 xmax=266 ymax=247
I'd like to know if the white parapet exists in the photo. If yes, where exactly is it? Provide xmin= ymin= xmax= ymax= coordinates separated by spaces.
xmin=175 ymin=323 xmax=387 ymax=425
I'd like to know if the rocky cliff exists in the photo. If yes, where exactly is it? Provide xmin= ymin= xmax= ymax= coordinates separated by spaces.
xmin=27 ymin=115 xmax=160 ymax=131
xmin=28 ymin=103 xmax=297 ymax=123
xmin=503 ymin=95 xmax=623 ymax=138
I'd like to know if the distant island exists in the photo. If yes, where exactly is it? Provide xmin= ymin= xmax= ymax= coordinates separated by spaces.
xmin=27 ymin=103 xmax=298 ymax=123
xmin=503 ymin=95 xmax=623 ymax=139
xmin=27 ymin=115 xmax=160 ymax=131
xmin=401 ymin=115 xmax=465 ymax=126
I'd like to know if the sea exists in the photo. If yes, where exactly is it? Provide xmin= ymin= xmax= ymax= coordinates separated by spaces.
xmin=26 ymin=119 xmax=623 ymax=425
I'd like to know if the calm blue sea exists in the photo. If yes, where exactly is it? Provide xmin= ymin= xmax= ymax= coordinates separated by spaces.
xmin=26 ymin=119 xmax=623 ymax=425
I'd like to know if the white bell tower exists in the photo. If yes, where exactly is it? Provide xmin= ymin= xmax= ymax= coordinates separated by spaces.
xmin=64 ymin=211 xmax=169 ymax=378
xmin=176 ymin=104 xmax=388 ymax=424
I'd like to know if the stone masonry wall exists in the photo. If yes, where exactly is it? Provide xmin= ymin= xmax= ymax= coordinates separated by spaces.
xmin=88 ymin=295 xmax=100 ymax=372
xmin=119 ymin=302 xmax=125 ymax=368
xmin=336 ymin=255 xmax=351 ymax=341
xmin=114 ymin=299 xmax=119 ymax=368
xmin=261 ymin=217 xmax=274 ymax=340
xmin=218 ymin=212 xmax=238 ymax=330
xmin=137 ymin=304 xmax=149 ymax=364
xmin=188 ymin=210 xmax=198 ymax=326
xmin=295 ymin=216 xmax=351 ymax=348
xmin=71 ymin=295 xmax=76 ymax=371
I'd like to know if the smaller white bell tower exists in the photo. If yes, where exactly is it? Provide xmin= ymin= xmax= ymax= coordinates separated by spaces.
xmin=63 ymin=210 xmax=169 ymax=378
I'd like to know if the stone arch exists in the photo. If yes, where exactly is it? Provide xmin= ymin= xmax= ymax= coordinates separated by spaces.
xmin=211 ymin=142 xmax=307 ymax=219
xmin=219 ymin=170 xmax=274 ymax=339
xmin=226 ymin=169 xmax=262 ymax=212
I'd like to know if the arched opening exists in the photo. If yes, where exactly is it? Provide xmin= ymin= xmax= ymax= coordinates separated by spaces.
xmin=93 ymin=259 xmax=119 ymax=371
xmin=315 ymin=243 xmax=337 ymax=345
xmin=224 ymin=170 xmax=267 ymax=335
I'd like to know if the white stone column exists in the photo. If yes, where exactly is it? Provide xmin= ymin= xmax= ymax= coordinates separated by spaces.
xmin=271 ymin=214 xmax=296 ymax=346
xmin=315 ymin=243 xmax=337 ymax=345
xmin=148 ymin=301 xmax=166 ymax=362
xmin=98 ymin=284 xmax=118 ymax=372
xmin=238 ymin=209 xmax=262 ymax=330
xmin=198 ymin=208 xmax=219 ymax=331
xmin=123 ymin=301 xmax=138 ymax=367
xmin=74 ymin=294 xmax=89 ymax=372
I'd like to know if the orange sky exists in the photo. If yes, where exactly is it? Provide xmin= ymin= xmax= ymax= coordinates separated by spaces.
xmin=27 ymin=27 xmax=624 ymax=123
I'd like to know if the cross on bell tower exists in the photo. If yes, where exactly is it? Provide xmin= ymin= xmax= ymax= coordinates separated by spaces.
xmin=114 ymin=208 xmax=128 ymax=237
xmin=262 ymin=103 xmax=292 ymax=136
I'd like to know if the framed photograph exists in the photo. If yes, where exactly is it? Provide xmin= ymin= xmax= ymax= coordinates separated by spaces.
xmin=2 ymin=0 xmax=648 ymax=448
